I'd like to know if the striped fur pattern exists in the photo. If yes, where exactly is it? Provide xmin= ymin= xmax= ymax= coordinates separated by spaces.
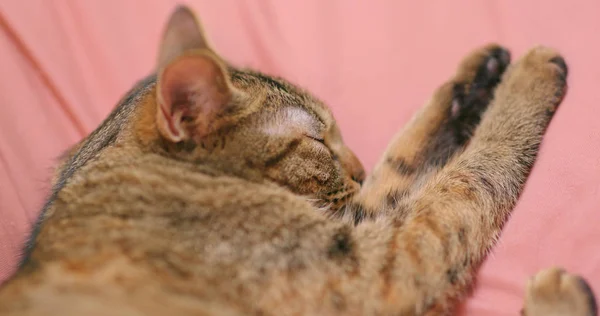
xmin=0 ymin=6 xmax=595 ymax=316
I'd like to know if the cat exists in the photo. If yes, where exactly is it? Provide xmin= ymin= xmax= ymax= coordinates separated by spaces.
xmin=0 ymin=5 xmax=595 ymax=316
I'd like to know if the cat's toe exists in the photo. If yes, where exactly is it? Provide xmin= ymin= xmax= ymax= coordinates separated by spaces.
xmin=450 ymin=45 xmax=511 ymax=120
xmin=524 ymin=47 xmax=568 ymax=91
xmin=549 ymin=55 xmax=568 ymax=80
xmin=473 ymin=46 xmax=511 ymax=90
xmin=523 ymin=267 xmax=597 ymax=316
xmin=501 ymin=46 xmax=568 ymax=115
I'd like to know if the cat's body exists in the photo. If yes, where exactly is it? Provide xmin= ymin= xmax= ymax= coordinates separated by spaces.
xmin=0 ymin=6 xmax=595 ymax=316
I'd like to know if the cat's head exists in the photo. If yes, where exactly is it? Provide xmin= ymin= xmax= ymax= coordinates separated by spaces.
xmin=120 ymin=6 xmax=364 ymax=209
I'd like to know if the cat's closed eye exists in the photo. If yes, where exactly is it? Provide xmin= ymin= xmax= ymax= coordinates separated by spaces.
xmin=304 ymin=134 xmax=325 ymax=144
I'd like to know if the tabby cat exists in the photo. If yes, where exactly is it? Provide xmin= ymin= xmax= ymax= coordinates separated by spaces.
xmin=0 ymin=5 xmax=595 ymax=316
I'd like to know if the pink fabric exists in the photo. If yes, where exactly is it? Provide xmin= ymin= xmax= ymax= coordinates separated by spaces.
xmin=0 ymin=1 xmax=598 ymax=314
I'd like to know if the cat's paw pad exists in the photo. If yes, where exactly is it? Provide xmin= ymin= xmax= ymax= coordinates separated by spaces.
xmin=549 ymin=55 xmax=568 ymax=81
xmin=474 ymin=46 xmax=511 ymax=89
xmin=451 ymin=45 xmax=511 ymax=119
xmin=523 ymin=267 xmax=597 ymax=316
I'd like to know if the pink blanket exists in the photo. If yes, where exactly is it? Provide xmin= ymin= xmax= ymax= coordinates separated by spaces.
xmin=1 ymin=1 xmax=598 ymax=314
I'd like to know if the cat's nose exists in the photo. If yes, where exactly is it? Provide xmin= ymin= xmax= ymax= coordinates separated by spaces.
xmin=351 ymin=170 xmax=365 ymax=185
xmin=342 ymin=149 xmax=365 ymax=185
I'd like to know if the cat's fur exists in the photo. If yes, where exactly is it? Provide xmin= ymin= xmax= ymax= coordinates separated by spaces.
xmin=0 ymin=6 xmax=595 ymax=316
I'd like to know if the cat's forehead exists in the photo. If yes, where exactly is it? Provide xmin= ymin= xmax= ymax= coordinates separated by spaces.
xmin=259 ymin=106 xmax=324 ymax=138
xmin=229 ymin=68 xmax=334 ymax=126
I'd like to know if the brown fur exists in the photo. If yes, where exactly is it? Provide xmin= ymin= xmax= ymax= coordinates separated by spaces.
xmin=0 ymin=6 xmax=595 ymax=316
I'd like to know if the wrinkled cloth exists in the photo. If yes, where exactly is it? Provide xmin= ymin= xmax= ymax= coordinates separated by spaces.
xmin=0 ymin=1 xmax=598 ymax=314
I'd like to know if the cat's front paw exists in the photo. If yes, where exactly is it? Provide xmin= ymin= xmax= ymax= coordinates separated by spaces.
xmin=452 ymin=44 xmax=511 ymax=116
xmin=450 ymin=44 xmax=511 ymax=141
xmin=523 ymin=267 xmax=597 ymax=316
xmin=499 ymin=46 xmax=568 ymax=117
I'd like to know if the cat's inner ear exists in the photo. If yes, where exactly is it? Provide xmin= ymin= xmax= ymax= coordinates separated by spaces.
xmin=156 ymin=51 xmax=234 ymax=143
xmin=157 ymin=5 xmax=212 ymax=68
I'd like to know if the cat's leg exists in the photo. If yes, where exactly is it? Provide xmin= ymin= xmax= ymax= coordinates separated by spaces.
xmin=353 ymin=46 xmax=568 ymax=314
xmin=340 ymin=44 xmax=510 ymax=224
xmin=522 ymin=267 xmax=597 ymax=316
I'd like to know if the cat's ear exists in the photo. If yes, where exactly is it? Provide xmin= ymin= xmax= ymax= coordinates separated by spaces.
xmin=157 ymin=5 xmax=213 ymax=68
xmin=156 ymin=50 xmax=236 ymax=143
